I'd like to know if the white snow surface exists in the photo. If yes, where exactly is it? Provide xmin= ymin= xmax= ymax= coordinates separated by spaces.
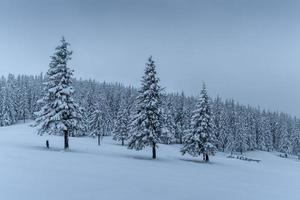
xmin=0 ymin=122 xmax=299 ymax=200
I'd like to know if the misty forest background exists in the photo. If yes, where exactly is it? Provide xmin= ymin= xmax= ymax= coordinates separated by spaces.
xmin=0 ymin=48 xmax=299 ymax=157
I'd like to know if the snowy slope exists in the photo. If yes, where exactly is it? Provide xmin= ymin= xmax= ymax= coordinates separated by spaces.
xmin=0 ymin=122 xmax=299 ymax=200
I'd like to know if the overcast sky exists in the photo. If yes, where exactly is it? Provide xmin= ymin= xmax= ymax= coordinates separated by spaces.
xmin=0 ymin=0 xmax=300 ymax=116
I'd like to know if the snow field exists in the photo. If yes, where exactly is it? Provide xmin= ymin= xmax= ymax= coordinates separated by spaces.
xmin=0 ymin=123 xmax=299 ymax=200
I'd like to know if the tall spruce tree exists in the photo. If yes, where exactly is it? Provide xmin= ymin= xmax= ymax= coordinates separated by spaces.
xmin=34 ymin=37 xmax=83 ymax=149
xmin=128 ymin=56 xmax=162 ymax=159
xmin=181 ymin=83 xmax=215 ymax=162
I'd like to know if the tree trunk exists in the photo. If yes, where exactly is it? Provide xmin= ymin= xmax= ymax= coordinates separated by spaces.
xmin=64 ymin=130 xmax=69 ymax=149
xmin=98 ymin=134 xmax=101 ymax=146
xmin=203 ymin=153 xmax=209 ymax=162
xmin=205 ymin=154 xmax=209 ymax=162
xmin=152 ymin=142 xmax=156 ymax=159
xmin=121 ymin=138 xmax=124 ymax=146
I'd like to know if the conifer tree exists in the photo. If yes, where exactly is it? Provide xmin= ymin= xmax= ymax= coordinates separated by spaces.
xmin=1 ymin=87 xmax=14 ymax=126
xmin=212 ymin=96 xmax=225 ymax=150
xmin=174 ymin=92 xmax=186 ymax=144
xmin=128 ymin=56 xmax=162 ymax=159
xmin=113 ymin=108 xmax=130 ymax=145
xmin=112 ymin=91 xmax=133 ymax=146
xmin=160 ymin=98 xmax=176 ymax=144
xmin=279 ymin=120 xmax=292 ymax=156
xmin=234 ymin=106 xmax=248 ymax=154
xmin=181 ymin=83 xmax=215 ymax=162
xmin=89 ymin=98 xmax=109 ymax=145
xmin=34 ymin=37 xmax=83 ymax=149
xmin=261 ymin=112 xmax=273 ymax=151
xmin=225 ymin=99 xmax=237 ymax=153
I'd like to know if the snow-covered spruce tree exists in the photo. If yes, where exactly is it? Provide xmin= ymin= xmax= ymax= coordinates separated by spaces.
xmin=278 ymin=117 xmax=292 ymax=156
xmin=1 ymin=87 xmax=15 ymax=126
xmin=16 ymin=77 xmax=31 ymax=123
xmin=34 ymin=37 xmax=83 ymax=149
xmin=89 ymin=96 xmax=109 ymax=146
xmin=127 ymin=56 xmax=162 ymax=159
xmin=291 ymin=119 xmax=300 ymax=155
xmin=113 ymin=107 xmax=129 ymax=145
xmin=261 ymin=111 xmax=273 ymax=151
xmin=234 ymin=105 xmax=248 ymax=154
xmin=174 ymin=92 xmax=186 ymax=144
xmin=160 ymin=97 xmax=176 ymax=144
xmin=181 ymin=83 xmax=215 ymax=162
xmin=81 ymin=84 xmax=98 ymax=134
xmin=224 ymin=99 xmax=237 ymax=154
xmin=212 ymin=96 xmax=226 ymax=150
xmin=112 ymin=90 xmax=133 ymax=145
xmin=113 ymin=108 xmax=129 ymax=145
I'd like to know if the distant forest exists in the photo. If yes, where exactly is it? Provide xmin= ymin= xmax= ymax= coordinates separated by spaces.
xmin=0 ymin=73 xmax=299 ymax=155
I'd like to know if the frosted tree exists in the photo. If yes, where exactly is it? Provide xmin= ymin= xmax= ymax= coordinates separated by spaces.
xmin=82 ymin=84 xmax=98 ymax=134
xmin=212 ymin=96 xmax=226 ymax=150
xmin=261 ymin=111 xmax=273 ymax=151
xmin=113 ymin=108 xmax=130 ymax=145
xmin=112 ymin=92 xmax=133 ymax=146
xmin=6 ymin=74 xmax=18 ymax=123
xmin=174 ymin=92 xmax=186 ymax=144
xmin=0 ymin=87 xmax=15 ymax=126
xmin=248 ymin=109 xmax=258 ymax=151
xmin=128 ymin=56 xmax=162 ymax=159
xmin=89 ymin=97 xmax=110 ymax=145
xmin=291 ymin=119 xmax=300 ymax=155
xmin=160 ymin=98 xmax=176 ymax=144
xmin=234 ymin=106 xmax=248 ymax=154
xmin=279 ymin=118 xmax=292 ymax=156
xmin=224 ymin=99 xmax=237 ymax=153
xmin=34 ymin=37 xmax=83 ymax=149
xmin=181 ymin=83 xmax=215 ymax=162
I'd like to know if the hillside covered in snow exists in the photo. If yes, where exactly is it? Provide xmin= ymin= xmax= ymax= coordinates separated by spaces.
xmin=0 ymin=122 xmax=299 ymax=200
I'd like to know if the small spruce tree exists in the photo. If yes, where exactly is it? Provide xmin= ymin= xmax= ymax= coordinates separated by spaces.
xmin=160 ymin=99 xmax=176 ymax=144
xmin=112 ymin=103 xmax=131 ymax=146
xmin=181 ymin=83 xmax=215 ymax=162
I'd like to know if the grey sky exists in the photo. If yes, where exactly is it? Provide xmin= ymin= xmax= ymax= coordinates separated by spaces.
xmin=0 ymin=0 xmax=300 ymax=116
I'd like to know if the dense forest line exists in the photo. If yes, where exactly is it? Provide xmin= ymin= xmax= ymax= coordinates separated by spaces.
xmin=0 ymin=72 xmax=299 ymax=155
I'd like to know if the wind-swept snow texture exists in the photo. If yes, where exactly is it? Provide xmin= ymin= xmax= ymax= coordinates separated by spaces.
xmin=0 ymin=122 xmax=299 ymax=200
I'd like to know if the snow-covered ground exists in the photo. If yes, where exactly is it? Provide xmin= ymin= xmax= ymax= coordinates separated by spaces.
xmin=0 ymin=122 xmax=299 ymax=200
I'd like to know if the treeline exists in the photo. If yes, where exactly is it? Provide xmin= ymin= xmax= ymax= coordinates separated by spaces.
xmin=0 ymin=73 xmax=299 ymax=155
